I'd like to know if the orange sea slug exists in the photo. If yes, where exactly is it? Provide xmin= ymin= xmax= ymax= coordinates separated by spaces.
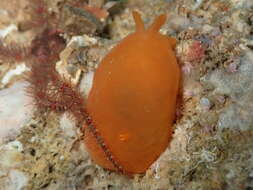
xmin=84 ymin=11 xmax=180 ymax=174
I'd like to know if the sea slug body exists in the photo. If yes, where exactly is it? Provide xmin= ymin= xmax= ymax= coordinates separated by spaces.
xmin=84 ymin=11 xmax=180 ymax=174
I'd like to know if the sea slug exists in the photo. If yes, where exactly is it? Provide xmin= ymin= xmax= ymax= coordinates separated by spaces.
xmin=84 ymin=11 xmax=180 ymax=174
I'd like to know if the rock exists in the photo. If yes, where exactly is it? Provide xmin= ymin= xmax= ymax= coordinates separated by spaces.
xmin=60 ymin=113 xmax=76 ymax=138
xmin=203 ymin=51 xmax=253 ymax=130
xmin=4 ymin=170 xmax=28 ymax=190
xmin=59 ymin=5 xmax=104 ymax=36
xmin=0 ymin=81 xmax=34 ymax=144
